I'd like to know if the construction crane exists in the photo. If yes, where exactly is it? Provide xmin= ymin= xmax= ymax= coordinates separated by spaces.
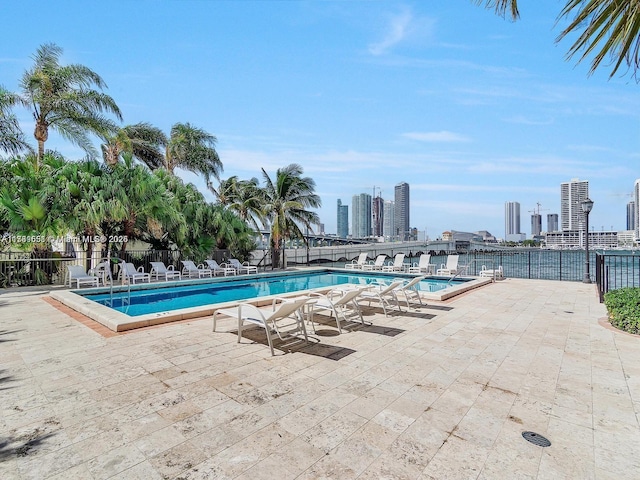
xmin=528 ymin=202 xmax=549 ymax=216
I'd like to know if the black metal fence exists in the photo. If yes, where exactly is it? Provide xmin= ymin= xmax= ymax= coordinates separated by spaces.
xmin=595 ymin=253 xmax=640 ymax=302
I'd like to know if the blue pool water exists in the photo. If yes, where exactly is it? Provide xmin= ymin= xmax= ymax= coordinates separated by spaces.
xmin=79 ymin=270 xmax=469 ymax=316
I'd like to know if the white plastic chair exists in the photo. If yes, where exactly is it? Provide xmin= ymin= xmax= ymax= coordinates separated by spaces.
xmin=436 ymin=255 xmax=459 ymax=275
xmin=408 ymin=254 xmax=434 ymax=274
xmin=213 ymin=297 xmax=309 ymax=356
xmin=362 ymin=255 xmax=386 ymax=271
xmin=205 ymin=259 xmax=236 ymax=276
xmin=67 ymin=265 xmax=100 ymax=288
xmin=121 ymin=262 xmax=151 ymax=284
xmin=150 ymin=262 xmax=182 ymax=281
xmin=382 ymin=253 xmax=406 ymax=272
xmin=345 ymin=252 xmax=368 ymax=270
xmin=228 ymin=258 xmax=258 ymax=274
xmin=357 ymin=280 xmax=404 ymax=316
xmin=181 ymin=260 xmax=213 ymax=278
xmin=308 ymin=288 xmax=366 ymax=333
xmin=396 ymin=276 xmax=426 ymax=308
xmin=479 ymin=265 xmax=504 ymax=279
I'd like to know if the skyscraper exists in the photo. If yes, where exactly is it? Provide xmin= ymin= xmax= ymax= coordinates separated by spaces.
xmin=635 ymin=179 xmax=640 ymax=240
xmin=504 ymin=201 xmax=521 ymax=238
xmin=394 ymin=182 xmax=410 ymax=241
xmin=531 ymin=214 xmax=542 ymax=236
xmin=352 ymin=193 xmax=372 ymax=239
xmin=372 ymin=195 xmax=384 ymax=237
xmin=336 ymin=199 xmax=348 ymax=238
xmin=383 ymin=200 xmax=395 ymax=239
xmin=547 ymin=214 xmax=559 ymax=232
xmin=561 ymin=178 xmax=589 ymax=231
xmin=627 ymin=201 xmax=636 ymax=232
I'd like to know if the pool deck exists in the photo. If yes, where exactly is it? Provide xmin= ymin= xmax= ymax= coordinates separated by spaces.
xmin=1 ymin=278 xmax=639 ymax=479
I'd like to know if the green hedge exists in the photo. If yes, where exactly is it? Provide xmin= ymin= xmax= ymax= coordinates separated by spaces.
xmin=604 ymin=287 xmax=640 ymax=335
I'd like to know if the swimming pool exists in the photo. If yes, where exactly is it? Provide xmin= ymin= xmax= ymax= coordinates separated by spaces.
xmin=79 ymin=270 xmax=471 ymax=316
xmin=50 ymin=268 xmax=490 ymax=332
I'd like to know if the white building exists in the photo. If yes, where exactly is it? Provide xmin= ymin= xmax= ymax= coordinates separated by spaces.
xmin=561 ymin=178 xmax=589 ymax=231
xmin=504 ymin=201 xmax=523 ymax=241
xmin=382 ymin=200 xmax=395 ymax=240
xmin=545 ymin=230 xmax=618 ymax=249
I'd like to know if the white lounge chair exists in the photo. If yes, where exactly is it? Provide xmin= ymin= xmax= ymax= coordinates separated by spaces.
xmin=181 ymin=260 xmax=213 ymax=278
xmin=408 ymin=254 xmax=434 ymax=274
xmin=212 ymin=297 xmax=309 ymax=356
xmin=228 ymin=258 xmax=258 ymax=274
xmin=382 ymin=253 xmax=406 ymax=272
xmin=396 ymin=276 xmax=426 ymax=308
xmin=357 ymin=280 xmax=404 ymax=316
xmin=345 ymin=252 xmax=368 ymax=270
xmin=67 ymin=265 xmax=100 ymax=288
xmin=150 ymin=262 xmax=182 ymax=281
xmin=362 ymin=254 xmax=386 ymax=271
xmin=205 ymin=259 xmax=236 ymax=276
xmin=308 ymin=288 xmax=366 ymax=333
xmin=479 ymin=265 xmax=504 ymax=279
xmin=437 ymin=255 xmax=459 ymax=275
xmin=121 ymin=262 xmax=151 ymax=284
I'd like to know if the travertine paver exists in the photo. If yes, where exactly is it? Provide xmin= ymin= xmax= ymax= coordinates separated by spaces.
xmin=1 ymin=278 xmax=638 ymax=479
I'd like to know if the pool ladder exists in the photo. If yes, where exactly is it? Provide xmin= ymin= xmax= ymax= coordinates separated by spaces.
xmin=98 ymin=258 xmax=131 ymax=310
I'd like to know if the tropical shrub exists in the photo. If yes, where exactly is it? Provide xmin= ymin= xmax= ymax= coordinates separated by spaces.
xmin=604 ymin=287 xmax=640 ymax=335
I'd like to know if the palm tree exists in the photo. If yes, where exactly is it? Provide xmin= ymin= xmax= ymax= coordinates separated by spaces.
xmin=0 ymin=86 xmax=31 ymax=156
xmin=475 ymin=0 xmax=640 ymax=78
xmin=101 ymin=122 xmax=166 ymax=168
xmin=213 ymin=176 xmax=265 ymax=231
xmin=261 ymin=164 xmax=320 ymax=269
xmin=164 ymin=122 xmax=223 ymax=185
xmin=19 ymin=43 xmax=122 ymax=163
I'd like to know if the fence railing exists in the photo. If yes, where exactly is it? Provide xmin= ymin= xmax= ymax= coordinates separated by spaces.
xmin=595 ymin=253 xmax=640 ymax=302
xmin=2 ymin=247 xmax=636 ymax=298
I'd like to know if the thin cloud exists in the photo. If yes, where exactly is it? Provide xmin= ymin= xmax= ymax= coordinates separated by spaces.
xmin=369 ymin=8 xmax=413 ymax=56
xmin=402 ymin=131 xmax=470 ymax=142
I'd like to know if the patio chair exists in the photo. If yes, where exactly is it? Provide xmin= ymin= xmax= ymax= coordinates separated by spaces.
xmin=396 ymin=276 xmax=427 ymax=308
xmin=479 ymin=265 xmax=504 ymax=279
xmin=357 ymin=280 xmax=404 ymax=316
xmin=408 ymin=254 xmax=434 ymax=274
xmin=181 ymin=260 xmax=213 ymax=278
xmin=382 ymin=253 xmax=406 ymax=272
xmin=228 ymin=258 xmax=258 ymax=274
xmin=345 ymin=252 xmax=368 ymax=270
xmin=205 ymin=259 xmax=236 ymax=276
xmin=437 ymin=255 xmax=459 ymax=275
xmin=150 ymin=261 xmax=182 ymax=281
xmin=362 ymin=254 xmax=386 ymax=271
xmin=212 ymin=297 xmax=309 ymax=356
xmin=308 ymin=288 xmax=366 ymax=333
xmin=67 ymin=265 xmax=100 ymax=288
xmin=121 ymin=262 xmax=151 ymax=284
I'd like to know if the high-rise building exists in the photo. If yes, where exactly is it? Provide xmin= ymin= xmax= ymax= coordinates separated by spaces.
xmin=628 ymin=200 xmax=636 ymax=232
xmin=372 ymin=195 xmax=384 ymax=237
xmin=336 ymin=199 xmax=348 ymax=238
xmin=352 ymin=193 xmax=372 ymax=239
xmin=394 ymin=182 xmax=410 ymax=241
xmin=505 ymin=201 xmax=521 ymax=237
xmin=561 ymin=178 xmax=589 ymax=231
xmin=547 ymin=214 xmax=559 ymax=232
xmin=635 ymin=179 xmax=640 ymax=240
xmin=383 ymin=200 xmax=395 ymax=239
xmin=531 ymin=214 xmax=542 ymax=236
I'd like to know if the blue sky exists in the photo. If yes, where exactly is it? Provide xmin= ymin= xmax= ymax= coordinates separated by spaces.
xmin=2 ymin=1 xmax=639 ymax=239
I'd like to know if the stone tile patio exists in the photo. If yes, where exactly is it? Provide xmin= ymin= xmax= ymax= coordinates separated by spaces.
xmin=1 ymin=278 xmax=638 ymax=479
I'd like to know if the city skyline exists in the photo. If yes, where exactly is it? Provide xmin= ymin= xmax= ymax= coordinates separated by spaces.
xmin=2 ymin=2 xmax=638 ymax=237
